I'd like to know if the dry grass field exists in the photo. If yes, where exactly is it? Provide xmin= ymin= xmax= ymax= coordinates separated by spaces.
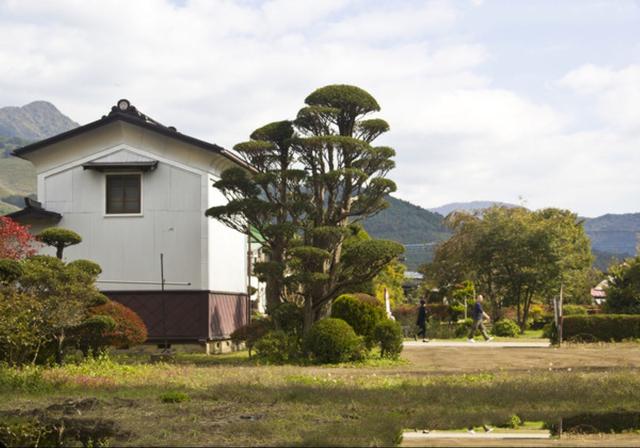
xmin=1 ymin=343 xmax=639 ymax=446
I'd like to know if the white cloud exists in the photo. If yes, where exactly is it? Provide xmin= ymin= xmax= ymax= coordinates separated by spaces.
xmin=560 ymin=64 xmax=640 ymax=133
xmin=0 ymin=0 xmax=638 ymax=217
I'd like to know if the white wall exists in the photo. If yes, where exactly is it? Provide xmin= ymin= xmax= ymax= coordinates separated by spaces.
xmin=43 ymin=162 xmax=203 ymax=290
xmin=29 ymin=122 xmax=249 ymax=294
xmin=207 ymin=186 xmax=248 ymax=293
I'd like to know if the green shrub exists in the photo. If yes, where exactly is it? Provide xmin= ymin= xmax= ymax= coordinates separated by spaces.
xmin=66 ymin=259 xmax=102 ymax=277
xmin=448 ymin=304 xmax=466 ymax=321
xmin=73 ymin=315 xmax=117 ymax=357
xmin=36 ymin=227 xmax=82 ymax=259
xmin=563 ymin=304 xmax=588 ymax=316
xmin=373 ymin=320 xmax=403 ymax=359
xmin=542 ymin=322 xmax=558 ymax=343
xmin=563 ymin=314 xmax=640 ymax=342
xmin=253 ymin=330 xmax=301 ymax=364
xmin=271 ymin=302 xmax=304 ymax=336
xmin=455 ymin=318 xmax=473 ymax=337
xmin=331 ymin=294 xmax=385 ymax=348
xmin=0 ymin=259 xmax=23 ymax=284
xmin=491 ymin=319 xmax=520 ymax=337
xmin=87 ymin=301 xmax=147 ymax=349
xmin=160 ymin=391 xmax=190 ymax=403
xmin=230 ymin=318 xmax=272 ymax=352
xmin=303 ymin=318 xmax=363 ymax=364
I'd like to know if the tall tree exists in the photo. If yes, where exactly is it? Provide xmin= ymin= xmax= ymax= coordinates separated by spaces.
xmin=206 ymin=85 xmax=403 ymax=331
xmin=206 ymin=121 xmax=306 ymax=312
xmin=289 ymin=85 xmax=401 ymax=331
xmin=425 ymin=206 xmax=592 ymax=330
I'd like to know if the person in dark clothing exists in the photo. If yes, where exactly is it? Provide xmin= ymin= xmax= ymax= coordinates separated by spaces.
xmin=468 ymin=295 xmax=493 ymax=342
xmin=415 ymin=299 xmax=428 ymax=342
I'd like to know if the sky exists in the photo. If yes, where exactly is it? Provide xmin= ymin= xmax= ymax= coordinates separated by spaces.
xmin=0 ymin=0 xmax=639 ymax=217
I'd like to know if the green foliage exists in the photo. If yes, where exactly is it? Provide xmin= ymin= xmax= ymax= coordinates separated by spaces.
xmin=254 ymin=330 xmax=301 ymax=364
xmin=372 ymin=259 xmax=405 ymax=307
xmin=207 ymin=85 xmax=400 ymax=327
xmin=331 ymin=294 xmax=386 ymax=348
xmin=605 ymin=256 xmax=640 ymax=314
xmin=563 ymin=304 xmax=588 ymax=316
xmin=563 ymin=315 xmax=640 ymax=341
xmin=36 ymin=227 xmax=82 ymax=259
xmin=86 ymin=301 xmax=148 ymax=349
xmin=72 ymin=315 xmax=117 ymax=357
xmin=271 ymin=302 xmax=304 ymax=336
xmin=0 ymin=258 xmax=22 ymax=284
xmin=0 ymin=290 xmax=45 ymax=366
xmin=426 ymin=206 xmax=593 ymax=329
xmin=303 ymin=318 xmax=363 ymax=364
xmin=160 ymin=391 xmax=190 ymax=403
xmin=373 ymin=320 xmax=403 ymax=359
xmin=0 ymin=255 xmax=107 ymax=365
xmin=66 ymin=259 xmax=102 ymax=278
xmin=230 ymin=318 xmax=272 ymax=353
xmin=491 ymin=319 xmax=521 ymax=337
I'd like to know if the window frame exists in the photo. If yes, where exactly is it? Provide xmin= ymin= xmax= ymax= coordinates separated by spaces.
xmin=104 ymin=172 xmax=144 ymax=217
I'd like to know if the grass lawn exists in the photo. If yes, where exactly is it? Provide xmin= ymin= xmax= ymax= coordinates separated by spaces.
xmin=1 ymin=343 xmax=640 ymax=446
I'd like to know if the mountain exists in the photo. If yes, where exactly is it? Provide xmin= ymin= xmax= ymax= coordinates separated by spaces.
xmin=362 ymin=196 xmax=450 ymax=270
xmin=583 ymin=213 xmax=640 ymax=258
xmin=428 ymin=200 xmax=519 ymax=216
xmin=0 ymin=101 xmax=78 ymax=142
xmin=0 ymin=101 xmax=79 ymax=213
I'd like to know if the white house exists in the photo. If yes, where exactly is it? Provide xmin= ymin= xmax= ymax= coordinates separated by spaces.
xmin=9 ymin=99 xmax=254 ymax=345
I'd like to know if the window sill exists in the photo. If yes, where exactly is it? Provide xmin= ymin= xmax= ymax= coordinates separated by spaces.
xmin=103 ymin=213 xmax=144 ymax=218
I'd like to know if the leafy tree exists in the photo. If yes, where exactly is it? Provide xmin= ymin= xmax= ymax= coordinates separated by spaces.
xmin=17 ymin=255 xmax=107 ymax=363
xmin=0 ymin=217 xmax=38 ymax=259
xmin=605 ymin=256 xmax=640 ymax=314
xmin=37 ymin=227 xmax=82 ymax=259
xmin=373 ymin=259 xmax=406 ymax=307
xmin=207 ymin=85 xmax=403 ymax=332
xmin=425 ymin=206 xmax=592 ymax=330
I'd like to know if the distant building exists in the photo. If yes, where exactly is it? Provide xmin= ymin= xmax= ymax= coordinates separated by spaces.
xmin=590 ymin=279 xmax=608 ymax=306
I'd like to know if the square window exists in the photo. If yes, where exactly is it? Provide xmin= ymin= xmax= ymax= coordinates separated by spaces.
xmin=106 ymin=174 xmax=141 ymax=214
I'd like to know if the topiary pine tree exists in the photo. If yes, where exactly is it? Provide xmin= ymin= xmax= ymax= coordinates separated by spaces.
xmin=206 ymin=85 xmax=403 ymax=332
xmin=205 ymin=120 xmax=309 ymax=312
xmin=37 ymin=227 xmax=82 ymax=259
xmin=290 ymin=85 xmax=402 ymax=332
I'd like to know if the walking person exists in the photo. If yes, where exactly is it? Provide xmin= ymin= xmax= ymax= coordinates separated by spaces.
xmin=415 ymin=299 xmax=429 ymax=342
xmin=468 ymin=295 xmax=493 ymax=342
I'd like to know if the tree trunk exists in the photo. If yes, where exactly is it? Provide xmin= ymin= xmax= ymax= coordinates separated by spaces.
xmin=303 ymin=297 xmax=314 ymax=335
xmin=55 ymin=331 xmax=65 ymax=365
xmin=56 ymin=245 xmax=64 ymax=259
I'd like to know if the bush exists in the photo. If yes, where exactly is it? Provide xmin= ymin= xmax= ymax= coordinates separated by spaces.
xmin=331 ymin=294 xmax=385 ymax=348
xmin=271 ymin=302 xmax=304 ymax=336
xmin=563 ymin=314 xmax=640 ymax=342
xmin=373 ymin=320 xmax=403 ymax=359
xmin=563 ymin=304 xmax=588 ymax=316
xmin=426 ymin=303 xmax=450 ymax=321
xmin=448 ymin=304 xmax=466 ymax=321
xmin=455 ymin=318 xmax=473 ymax=338
xmin=0 ymin=259 xmax=23 ymax=284
xmin=391 ymin=303 xmax=418 ymax=329
xmin=0 ymin=290 xmax=45 ymax=365
xmin=304 ymin=318 xmax=363 ymax=364
xmin=230 ymin=317 xmax=272 ymax=352
xmin=87 ymin=301 xmax=147 ymax=349
xmin=254 ymin=330 xmax=301 ymax=364
xmin=160 ymin=391 xmax=190 ymax=403
xmin=73 ymin=315 xmax=117 ymax=357
xmin=491 ymin=319 xmax=520 ymax=337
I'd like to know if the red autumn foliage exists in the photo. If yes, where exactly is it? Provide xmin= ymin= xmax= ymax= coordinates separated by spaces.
xmin=90 ymin=300 xmax=148 ymax=348
xmin=0 ymin=217 xmax=38 ymax=259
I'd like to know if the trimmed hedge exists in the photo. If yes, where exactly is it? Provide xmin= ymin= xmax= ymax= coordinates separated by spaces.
xmin=563 ymin=314 xmax=640 ymax=342
xmin=373 ymin=320 xmax=403 ymax=359
xmin=491 ymin=319 xmax=520 ymax=337
xmin=304 ymin=318 xmax=363 ymax=364
xmin=331 ymin=294 xmax=385 ymax=348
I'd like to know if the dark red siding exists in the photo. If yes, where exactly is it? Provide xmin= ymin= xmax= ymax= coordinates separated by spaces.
xmin=105 ymin=290 xmax=249 ymax=342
